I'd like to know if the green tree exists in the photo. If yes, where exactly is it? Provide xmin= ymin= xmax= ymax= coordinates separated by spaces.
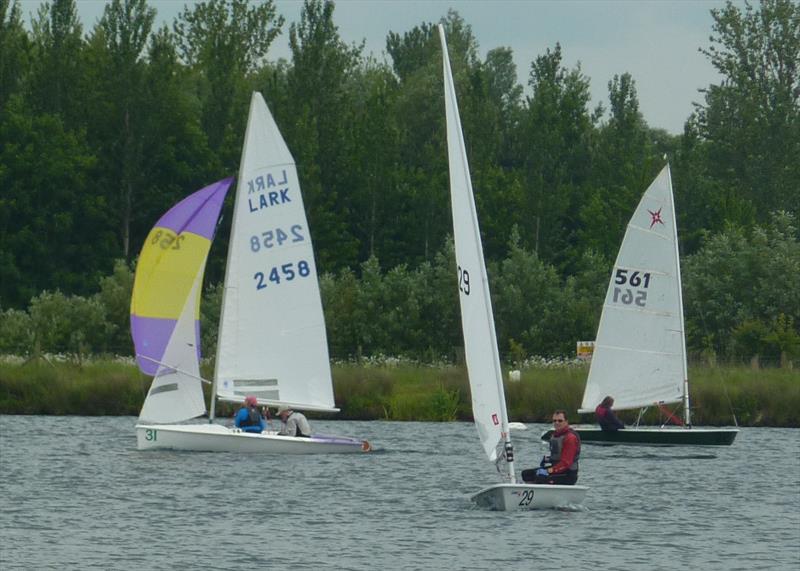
xmin=27 ymin=0 xmax=87 ymax=128
xmin=0 ymin=0 xmax=30 ymax=109
xmin=696 ymin=0 xmax=800 ymax=220
xmin=81 ymin=0 xmax=157 ymax=259
xmin=95 ymin=259 xmax=134 ymax=355
xmin=0 ymin=97 xmax=106 ymax=308
xmin=491 ymin=228 xmax=566 ymax=356
xmin=131 ymin=27 xmax=226 ymax=280
xmin=683 ymin=211 xmax=800 ymax=357
xmin=174 ymin=0 xmax=284 ymax=160
xmin=517 ymin=43 xmax=595 ymax=266
xmin=284 ymin=0 xmax=363 ymax=271
xmin=344 ymin=60 xmax=404 ymax=266
xmin=582 ymin=73 xmax=660 ymax=260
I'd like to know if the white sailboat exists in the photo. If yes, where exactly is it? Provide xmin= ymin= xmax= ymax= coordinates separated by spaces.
xmin=543 ymin=164 xmax=737 ymax=446
xmin=132 ymin=92 xmax=371 ymax=454
xmin=440 ymin=25 xmax=587 ymax=510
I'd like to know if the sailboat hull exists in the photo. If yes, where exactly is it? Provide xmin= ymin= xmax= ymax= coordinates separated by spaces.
xmin=541 ymin=426 xmax=738 ymax=446
xmin=136 ymin=423 xmax=371 ymax=454
xmin=471 ymin=483 xmax=588 ymax=511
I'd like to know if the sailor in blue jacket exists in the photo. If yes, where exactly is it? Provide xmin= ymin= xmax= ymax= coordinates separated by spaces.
xmin=234 ymin=395 xmax=266 ymax=433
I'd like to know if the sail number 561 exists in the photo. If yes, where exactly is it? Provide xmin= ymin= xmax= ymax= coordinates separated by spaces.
xmin=612 ymin=268 xmax=652 ymax=307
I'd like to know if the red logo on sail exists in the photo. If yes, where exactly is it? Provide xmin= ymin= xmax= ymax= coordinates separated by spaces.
xmin=648 ymin=208 xmax=664 ymax=229
xmin=492 ymin=413 xmax=499 ymax=425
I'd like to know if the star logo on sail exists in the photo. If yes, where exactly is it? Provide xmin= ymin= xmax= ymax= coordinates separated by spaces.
xmin=648 ymin=207 xmax=664 ymax=229
xmin=492 ymin=413 xmax=499 ymax=426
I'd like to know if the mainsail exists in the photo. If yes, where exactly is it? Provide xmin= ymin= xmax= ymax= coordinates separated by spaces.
xmin=213 ymin=92 xmax=336 ymax=412
xmin=440 ymin=25 xmax=511 ymax=473
xmin=580 ymin=165 xmax=686 ymax=414
xmin=131 ymin=178 xmax=233 ymax=422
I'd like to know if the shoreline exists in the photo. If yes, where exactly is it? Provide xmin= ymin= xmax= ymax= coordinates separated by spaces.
xmin=0 ymin=360 xmax=797 ymax=427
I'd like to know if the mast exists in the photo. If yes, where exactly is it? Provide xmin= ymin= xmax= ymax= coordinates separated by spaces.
xmin=666 ymin=163 xmax=691 ymax=426
xmin=210 ymin=97 xmax=255 ymax=421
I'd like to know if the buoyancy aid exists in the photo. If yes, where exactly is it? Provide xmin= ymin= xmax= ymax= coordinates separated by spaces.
xmin=239 ymin=406 xmax=262 ymax=427
xmin=549 ymin=427 xmax=581 ymax=472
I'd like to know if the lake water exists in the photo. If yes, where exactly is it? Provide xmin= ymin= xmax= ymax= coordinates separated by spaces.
xmin=1 ymin=416 xmax=798 ymax=570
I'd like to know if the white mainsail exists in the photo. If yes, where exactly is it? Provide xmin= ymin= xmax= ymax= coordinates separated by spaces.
xmin=138 ymin=274 xmax=206 ymax=423
xmin=440 ymin=26 xmax=512 ymax=473
xmin=213 ymin=92 xmax=336 ymax=413
xmin=580 ymin=164 xmax=687 ymax=414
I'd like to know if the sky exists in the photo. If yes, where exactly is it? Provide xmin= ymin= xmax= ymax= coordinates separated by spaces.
xmin=18 ymin=0 xmax=744 ymax=134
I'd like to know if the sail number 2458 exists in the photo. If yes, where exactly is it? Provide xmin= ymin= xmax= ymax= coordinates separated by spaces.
xmin=254 ymin=261 xmax=311 ymax=290
xmin=612 ymin=268 xmax=652 ymax=307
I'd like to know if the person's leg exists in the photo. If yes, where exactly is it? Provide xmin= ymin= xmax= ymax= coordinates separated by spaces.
xmin=547 ymin=471 xmax=578 ymax=485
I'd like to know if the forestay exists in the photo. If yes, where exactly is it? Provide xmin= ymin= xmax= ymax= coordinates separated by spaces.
xmin=580 ymin=165 xmax=686 ymax=413
xmin=213 ymin=92 xmax=336 ymax=412
xmin=441 ymin=26 xmax=509 ymax=467
xmin=131 ymin=178 xmax=233 ymax=423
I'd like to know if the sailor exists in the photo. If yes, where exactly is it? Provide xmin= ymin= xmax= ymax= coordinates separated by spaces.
xmin=234 ymin=395 xmax=266 ymax=433
xmin=276 ymin=405 xmax=312 ymax=437
xmin=521 ymin=410 xmax=581 ymax=485
xmin=595 ymin=395 xmax=625 ymax=431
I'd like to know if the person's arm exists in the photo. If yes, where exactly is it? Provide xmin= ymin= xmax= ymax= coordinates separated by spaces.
xmin=284 ymin=416 xmax=298 ymax=436
xmin=234 ymin=409 xmax=245 ymax=428
xmin=550 ymin=433 xmax=578 ymax=474
xmin=609 ymin=409 xmax=624 ymax=428
xmin=277 ymin=421 xmax=286 ymax=435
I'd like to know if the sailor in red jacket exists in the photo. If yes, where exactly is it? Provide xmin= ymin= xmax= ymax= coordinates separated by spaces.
xmin=522 ymin=410 xmax=581 ymax=485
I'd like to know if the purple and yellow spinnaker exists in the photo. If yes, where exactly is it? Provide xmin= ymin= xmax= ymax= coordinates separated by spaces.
xmin=130 ymin=178 xmax=233 ymax=375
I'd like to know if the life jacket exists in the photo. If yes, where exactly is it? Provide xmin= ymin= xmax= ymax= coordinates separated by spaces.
xmin=549 ymin=427 xmax=580 ymax=472
xmin=239 ymin=406 xmax=262 ymax=427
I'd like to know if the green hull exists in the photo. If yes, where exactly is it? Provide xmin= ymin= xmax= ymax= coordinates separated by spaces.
xmin=541 ymin=426 xmax=738 ymax=446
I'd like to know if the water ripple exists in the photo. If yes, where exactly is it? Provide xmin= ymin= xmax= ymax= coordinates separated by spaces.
xmin=1 ymin=417 xmax=798 ymax=570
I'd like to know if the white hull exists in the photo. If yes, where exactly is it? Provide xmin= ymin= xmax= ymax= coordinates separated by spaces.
xmin=471 ymin=483 xmax=588 ymax=511
xmin=136 ymin=423 xmax=371 ymax=454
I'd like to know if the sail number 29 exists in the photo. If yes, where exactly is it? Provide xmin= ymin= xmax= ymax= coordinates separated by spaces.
xmin=457 ymin=265 xmax=470 ymax=295
xmin=518 ymin=489 xmax=535 ymax=506
xmin=612 ymin=268 xmax=652 ymax=307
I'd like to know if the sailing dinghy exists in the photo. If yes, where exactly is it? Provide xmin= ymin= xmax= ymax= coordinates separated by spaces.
xmin=541 ymin=165 xmax=738 ymax=446
xmin=440 ymin=25 xmax=587 ymax=510
xmin=132 ymin=92 xmax=371 ymax=454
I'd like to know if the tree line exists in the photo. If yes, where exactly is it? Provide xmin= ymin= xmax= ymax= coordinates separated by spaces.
xmin=0 ymin=0 xmax=798 ymax=364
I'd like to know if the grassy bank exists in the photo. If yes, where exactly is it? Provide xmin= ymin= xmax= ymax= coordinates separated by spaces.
xmin=0 ymin=359 xmax=798 ymax=426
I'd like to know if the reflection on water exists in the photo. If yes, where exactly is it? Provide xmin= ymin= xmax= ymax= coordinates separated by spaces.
xmin=1 ymin=417 xmax=798 ymax=570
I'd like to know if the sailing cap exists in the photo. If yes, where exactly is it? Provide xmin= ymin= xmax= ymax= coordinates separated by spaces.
xmin=276 ymin=405 xmax=291 ymax=414
xmin=244 ymin=395 xmax=258 ymax=406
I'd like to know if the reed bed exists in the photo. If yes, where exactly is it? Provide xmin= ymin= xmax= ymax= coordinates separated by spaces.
xmin=0 ymin=359 xmax=797 ymax=426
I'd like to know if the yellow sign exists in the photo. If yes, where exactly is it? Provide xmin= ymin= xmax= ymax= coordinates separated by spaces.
xmin=576 ymin=341 xmax=595 ymax=360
